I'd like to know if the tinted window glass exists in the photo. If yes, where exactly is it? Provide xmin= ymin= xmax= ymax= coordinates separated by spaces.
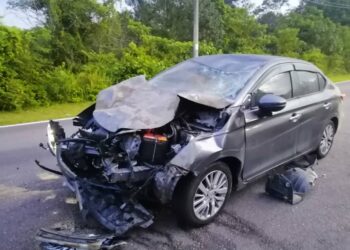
xmin=318 ymin=74 xmax=327 ymax=90
xmin=293 ymin=71 xmax=319 ymax=97
xmin=255 ymin=72 xmax=292 ymax=103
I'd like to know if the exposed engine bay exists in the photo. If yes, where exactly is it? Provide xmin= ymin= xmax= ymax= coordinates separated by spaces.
xmin=59 ymin=98 xmax=228 ymax=184
xmin=38 ymin=86 xmax=231 ymax=241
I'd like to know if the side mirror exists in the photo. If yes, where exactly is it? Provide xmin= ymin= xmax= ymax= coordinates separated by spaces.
xmin=258 ymin=94 xmax=286 ymax=113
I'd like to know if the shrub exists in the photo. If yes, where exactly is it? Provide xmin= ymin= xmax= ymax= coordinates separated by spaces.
xmin=301 ymin=48 xmax=327 ymax=72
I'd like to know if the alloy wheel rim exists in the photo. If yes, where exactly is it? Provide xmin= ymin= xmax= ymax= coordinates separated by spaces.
xmin=319 ymin=124 xmax=334 ymax=155
xmin=193 ymin=170 xmax=228 ymax=220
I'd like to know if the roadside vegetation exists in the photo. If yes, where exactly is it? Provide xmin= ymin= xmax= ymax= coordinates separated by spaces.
xmin=0 ymin=102 xmax=93 ymax=125
xmin=328 ymin=74 xmax=350 ymax=83
xmin=0 ymin=0 xmax=350 ymax=116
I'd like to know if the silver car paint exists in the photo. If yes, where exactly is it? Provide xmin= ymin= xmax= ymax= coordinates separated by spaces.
xmin=169 ymin=106 xmax=246 ymax=176
xmin=166 ymin=56 xmax=341 ymax=190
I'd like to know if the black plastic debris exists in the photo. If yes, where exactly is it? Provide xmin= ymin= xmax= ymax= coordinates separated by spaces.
xmin=265 ymin=154 xmax=318 ymax=204
xmin=74 ymin=181 xmax=154 ymax=235
xmin=36 ymin=228 xmax=127 ymax=250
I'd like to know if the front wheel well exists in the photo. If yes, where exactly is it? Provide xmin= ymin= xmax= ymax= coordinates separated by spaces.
xmin=172 ymin=157 xmax=242 ymax=202
xmin=219 ymin=157 xmax=242 ymax=189
xmin=331 ymin=117 xmax=338 ymax=133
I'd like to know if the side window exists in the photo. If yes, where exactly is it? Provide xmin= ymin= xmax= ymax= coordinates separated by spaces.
xmin=254 ymin=72 xmax=292 ymax=105
xmin=293 ymin=71 xmax=319 ymax=97
xmin=318 ymin=74 xmax=327 ymax=90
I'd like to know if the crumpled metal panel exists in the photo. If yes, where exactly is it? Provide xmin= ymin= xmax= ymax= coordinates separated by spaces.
xmin=93 ymin=75 xmax=233 ymax=132
xmin=93 ymin=75 xmax=180 ymax=132
xmin=75 ymin=180 xmax=154 ymax=235
xmin=168 ymin=107 xmax=246 ymax=175
xmin=177 ymin=92 xmax=232 ymax=109
xmin=169 ymin=134 xmax=224 ymax=170
xmin=37 ymin=228 xmax=127 ymax=250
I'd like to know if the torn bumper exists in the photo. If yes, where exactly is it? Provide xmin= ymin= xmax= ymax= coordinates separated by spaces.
xmin=55 ymin=144 xmax=155 ymax=235
xmin=37 ymin=228 xmax=127 ymax=250
xmin=67 ymin=179 xmax=154 ymax=235
xmin=43 ymin=120 xmax=187 ymax=236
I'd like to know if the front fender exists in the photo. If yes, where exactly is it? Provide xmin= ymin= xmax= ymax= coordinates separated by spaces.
xmin=154 ymin=106 xmax=246 ymax=203
xmin=168 ymin=128 xmax=245 ymax=176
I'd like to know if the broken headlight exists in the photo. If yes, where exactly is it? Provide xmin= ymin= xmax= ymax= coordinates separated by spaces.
xmin=47 ymin=120 xmax=66 ymax=156
xmin=47 ymin=123 xmax=57 ymax=155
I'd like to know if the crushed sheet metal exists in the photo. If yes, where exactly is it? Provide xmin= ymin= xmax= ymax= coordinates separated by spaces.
xmin=169 ymin=134 xmax=223 ymax=170
xmin=93 ymin=75 xmax=233 ymax=132
xmin=37 ymin=228 xmax=127 ymax=250
xmin=75 ymin=181 xmax=154 ymax=235
xmin=177 ymin=92 xmax=232 ymax=109
xmin=93 ymin=75 xmax=180 ymax=132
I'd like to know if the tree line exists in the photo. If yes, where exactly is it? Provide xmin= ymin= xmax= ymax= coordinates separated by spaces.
xmin=0 ymin=0 xmax=349 ymax=111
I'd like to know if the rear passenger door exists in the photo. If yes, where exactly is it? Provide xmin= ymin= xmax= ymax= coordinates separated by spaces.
xmin=291 ymin=69 xmax=330 ymax=154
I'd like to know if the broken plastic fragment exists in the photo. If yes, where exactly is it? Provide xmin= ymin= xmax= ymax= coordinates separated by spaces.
xmin=74 ymin=181 xmax=154 ymax=235
xmin=266 ymin=167 xmax=318 ymax=205
xmin=265 ymin=154 xmax=318 ymax=205
xmin=36 ymin=228 xmax=127 ymax=250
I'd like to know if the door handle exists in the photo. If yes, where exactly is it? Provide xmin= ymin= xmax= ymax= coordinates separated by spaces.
xmin=289 ymin=113 xmax=302 ymax=123
xmin=323 ymin=102 xmax=331 ymax=110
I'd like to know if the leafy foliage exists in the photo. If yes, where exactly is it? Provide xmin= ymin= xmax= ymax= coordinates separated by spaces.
xmin=300 ymin=0 xmax=350 ymax=26
xmin=0 ymin=0 xmax=349 ymax=111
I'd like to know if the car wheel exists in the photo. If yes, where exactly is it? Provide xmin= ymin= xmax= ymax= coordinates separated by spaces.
xmin=317 ymin=121 xmax=335 ymax=159
xmin=173 ymin=162 xmax=232 ymax=226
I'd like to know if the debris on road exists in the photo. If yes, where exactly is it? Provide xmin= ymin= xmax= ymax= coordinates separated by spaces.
xmin=36 ymin=228 xmax=127 ymax=250
xmin=265 ymin=154 xmax=318 ymax=205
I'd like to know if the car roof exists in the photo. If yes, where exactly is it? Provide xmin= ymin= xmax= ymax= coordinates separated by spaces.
xmin=191 ymin=54 xmax=308 ymax=73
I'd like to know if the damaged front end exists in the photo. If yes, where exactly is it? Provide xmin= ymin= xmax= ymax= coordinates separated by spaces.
xmin=46 ymin=118 xmax=178 ymax=236
xmin=38 ymin=76 xmax=231 ymax=239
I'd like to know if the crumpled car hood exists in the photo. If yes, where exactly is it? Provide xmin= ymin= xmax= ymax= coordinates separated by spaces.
xmin=93 ymin=75 xmax=232 ymax=132
xmin=177 ymin=92 xmax=232 ymax=109
xmin=93 ymin=75 xmax=179 ymax=132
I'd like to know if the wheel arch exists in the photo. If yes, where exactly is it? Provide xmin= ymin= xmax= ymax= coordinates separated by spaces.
xmin=218 ymin=157 xmax=243 ymax=189
xmin=331 ymin=116 xmax=339 ymax=133
xmin=173 ymin=156 xmax=243 ymax=199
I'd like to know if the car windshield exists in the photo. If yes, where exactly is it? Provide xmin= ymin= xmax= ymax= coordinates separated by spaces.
xmin=149 ymin=59 xmax=262 ymax=99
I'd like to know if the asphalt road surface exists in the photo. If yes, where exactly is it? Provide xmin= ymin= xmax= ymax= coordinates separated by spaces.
xmin=1 ymin=82 xmax=349 ymax=250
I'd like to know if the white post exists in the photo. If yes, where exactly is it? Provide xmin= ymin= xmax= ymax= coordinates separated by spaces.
xmin=193 ymin=0 xmax=199 ymax=57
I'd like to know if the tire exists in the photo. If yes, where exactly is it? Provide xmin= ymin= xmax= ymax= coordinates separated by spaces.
xmin=317 ymin=120 xmax=336 ymax=159
xmin=173 ymin=161 xmax=232 ymax=227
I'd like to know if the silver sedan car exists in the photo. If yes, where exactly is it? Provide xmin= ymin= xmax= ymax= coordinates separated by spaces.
xmin=42 ymin=54 xmax=343 ymax=237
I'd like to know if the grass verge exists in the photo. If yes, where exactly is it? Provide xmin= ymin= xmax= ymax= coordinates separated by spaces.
xmin=0 ymin=102 xmax=93 ymax=126
xmin=329 ymin=74 xmax=350 ymax=83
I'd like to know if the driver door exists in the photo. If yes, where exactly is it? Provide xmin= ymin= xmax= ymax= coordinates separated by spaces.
xmin=242 ymin=64 xmax=299 ymax=180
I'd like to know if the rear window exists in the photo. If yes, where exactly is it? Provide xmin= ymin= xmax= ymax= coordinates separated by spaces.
xmin=292 ymin=71 xmax=319 ymax=97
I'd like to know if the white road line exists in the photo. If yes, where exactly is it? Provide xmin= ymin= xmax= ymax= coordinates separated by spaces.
xmin=0 ymin=117 xmax=73 ymax=129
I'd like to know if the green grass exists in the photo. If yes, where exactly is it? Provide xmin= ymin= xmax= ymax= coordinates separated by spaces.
xmin=0 ymin=102 xmax=93 ymax=126
xmin=329 ymin=74 xmax=350 ymax=83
